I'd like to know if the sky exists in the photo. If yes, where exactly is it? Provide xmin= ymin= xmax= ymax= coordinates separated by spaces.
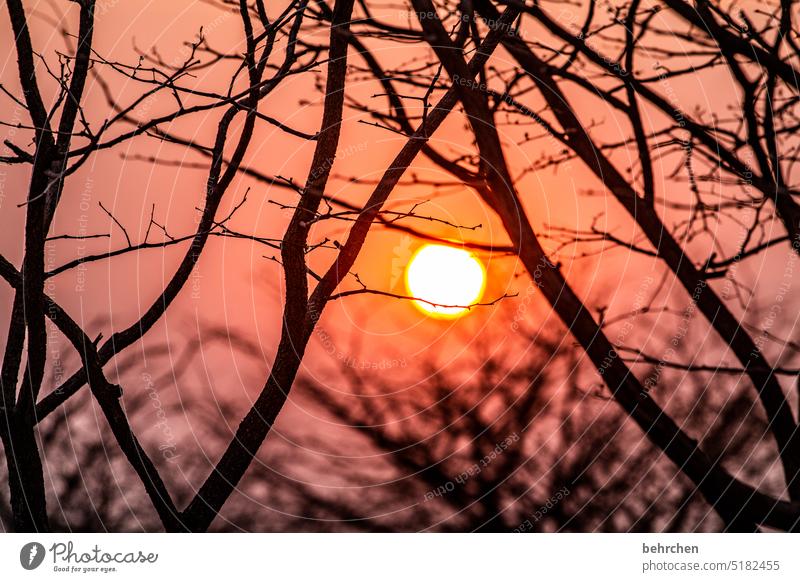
xmin=1 ymin=0 xmax=798 ymax=528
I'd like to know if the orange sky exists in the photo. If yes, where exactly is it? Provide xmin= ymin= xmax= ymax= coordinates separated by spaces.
xmin=1 ymin=1 xmax=797 ymax=499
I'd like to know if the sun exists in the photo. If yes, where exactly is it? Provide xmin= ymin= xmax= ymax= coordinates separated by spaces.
xmin=404 ymin=244 xmax=487 ymax=318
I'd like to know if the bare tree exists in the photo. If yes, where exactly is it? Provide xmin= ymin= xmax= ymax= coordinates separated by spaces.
xmin=1 ymin=0 xmax=345 ymax=531
xmin=291 ymin=323 xmax=765 ymax=532
xmin=0 ymin=0 xmax=519 ymax=532
xmin=3 ymin=0 xmax=800 ymax=533
xmin=324 ymin=0 xmax=800 ymax=530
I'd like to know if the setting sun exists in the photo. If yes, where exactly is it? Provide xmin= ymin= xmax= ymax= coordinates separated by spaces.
xmin=404 ymin=244 xmax=486 ymax=318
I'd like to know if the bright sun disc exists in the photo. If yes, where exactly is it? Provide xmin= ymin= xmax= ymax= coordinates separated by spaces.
xmin=404 ymin=244 xmax=486 ymax=318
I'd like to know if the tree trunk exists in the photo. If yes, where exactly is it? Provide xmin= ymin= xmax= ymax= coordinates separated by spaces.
xmin=1 ymin=416 xmax=48 ymax=531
